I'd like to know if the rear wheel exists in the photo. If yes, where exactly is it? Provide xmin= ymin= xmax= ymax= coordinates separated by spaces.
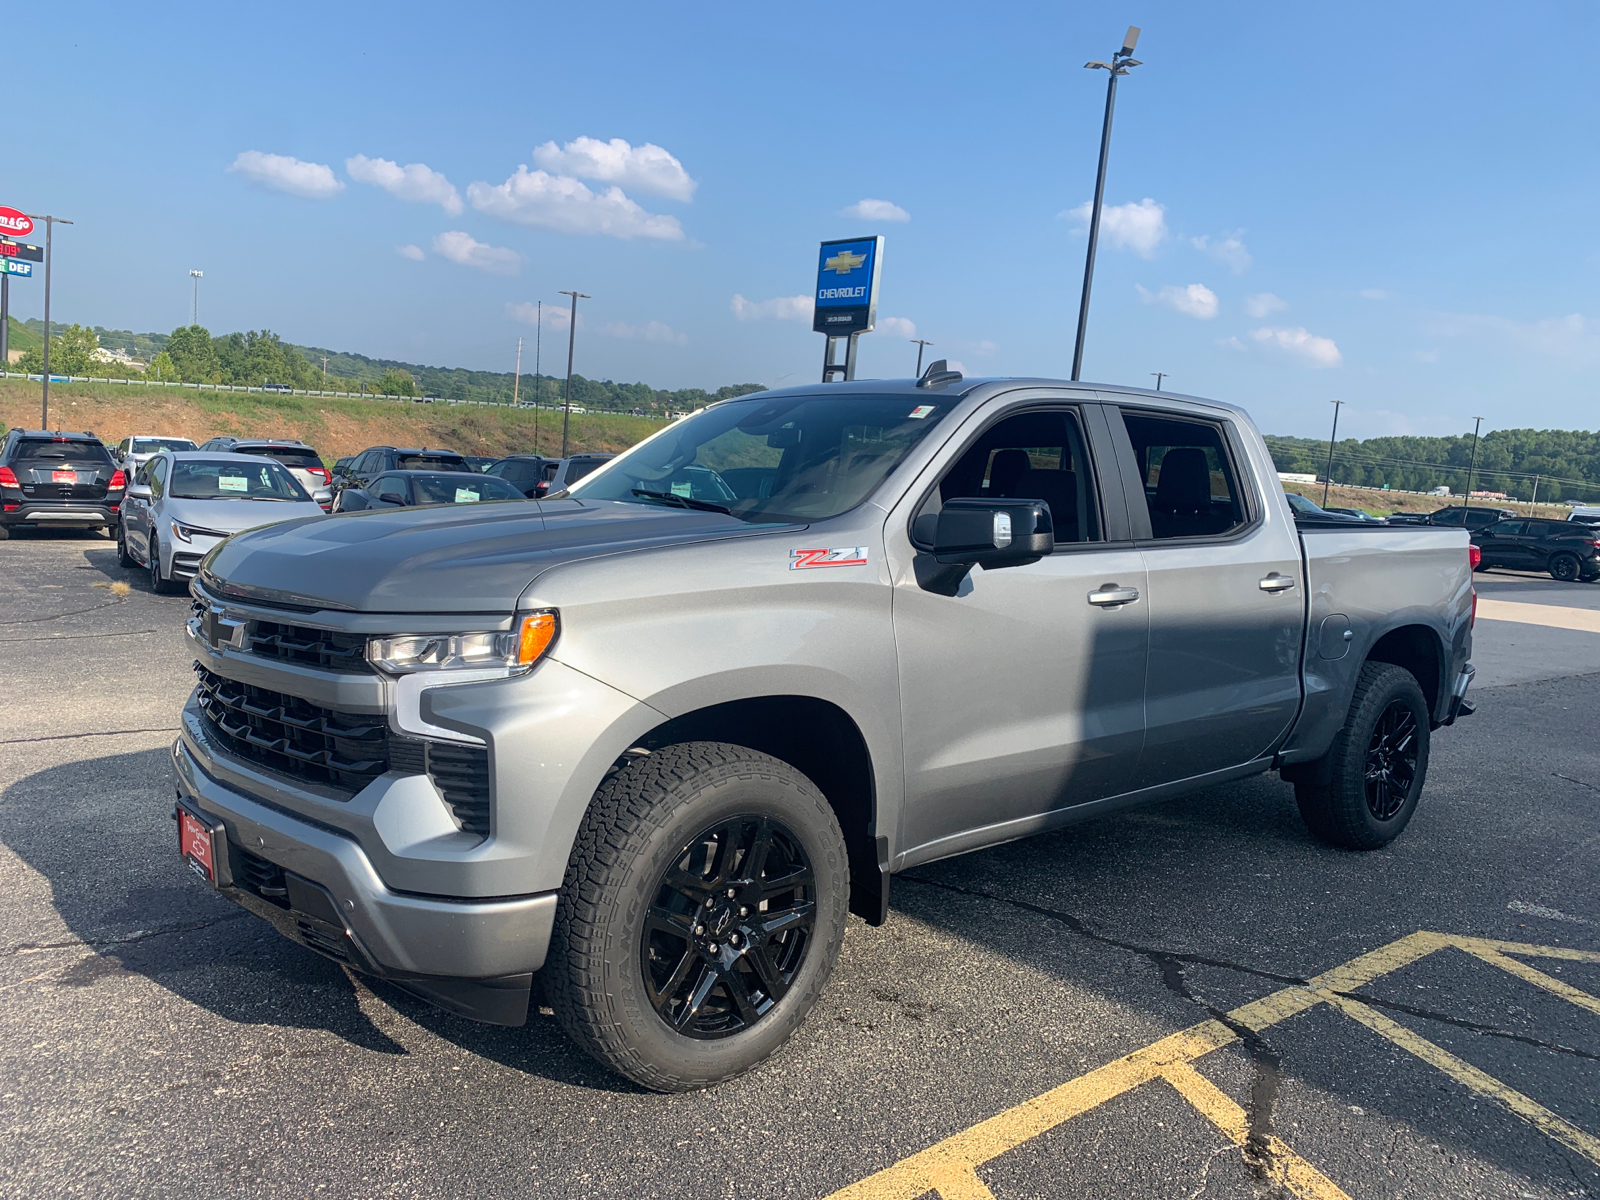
xmin=1294 ymin=662 xmax=1430 ymax=850
xmin=1549 ymin=553 xmax=1580 ymax=582
xmin=545 ymin=742 xmax=849 ymax=1091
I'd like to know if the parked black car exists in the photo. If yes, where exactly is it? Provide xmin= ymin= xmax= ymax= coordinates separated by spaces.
xmin=483 ymin=454 xmax=556 ymax=498
xmin=1387 ymin=504 xmax=1514 ymax=530
xmin=463 ymin=456 xmax=498 ymax=473
xmin=331 ymin=470 xmax=525 ymax=513
xmin=332 ymin=446 xmax=473 ymax=503
xmin=0 ymin=428 xmax=126 ymax=538
xmin=1471 ymin=518 xmax=1600 ymax=582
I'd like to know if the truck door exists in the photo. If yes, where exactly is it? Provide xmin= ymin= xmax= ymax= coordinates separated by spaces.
xmin=891 ymin=401 xmax=1148 ymax=858
xmin=1109 ymin=407 xmax=1303 ymax=788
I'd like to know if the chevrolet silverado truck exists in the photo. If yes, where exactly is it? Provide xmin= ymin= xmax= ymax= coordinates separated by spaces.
xmin=172 ymin=372 xmax=1475 ymax=1091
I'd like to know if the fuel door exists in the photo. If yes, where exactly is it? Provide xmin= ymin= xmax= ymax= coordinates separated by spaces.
xmin=1318 ymin=613 xmax=1354 ymax=660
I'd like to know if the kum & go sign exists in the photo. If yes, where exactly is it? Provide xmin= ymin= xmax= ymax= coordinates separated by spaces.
xmin=0 ymin=207 xmax=34 ymax=237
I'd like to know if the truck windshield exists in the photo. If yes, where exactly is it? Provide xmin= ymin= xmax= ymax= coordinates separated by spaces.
xmin=567 ymin=392 xmax=961 ymax=522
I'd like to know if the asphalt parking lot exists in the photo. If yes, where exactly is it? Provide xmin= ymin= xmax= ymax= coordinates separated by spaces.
xmin=2 ymin=531 xmax=1597 ymax=1200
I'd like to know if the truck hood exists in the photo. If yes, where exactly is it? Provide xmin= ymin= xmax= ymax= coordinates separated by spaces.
xmin=199 ymin=497 xmax=797 ymax=613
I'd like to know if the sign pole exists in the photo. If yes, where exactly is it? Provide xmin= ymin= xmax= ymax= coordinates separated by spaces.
xmin=1 ymin=272 xmax=8 ymax=368
xmin=26 ymin=214 xmax=72 ymax=430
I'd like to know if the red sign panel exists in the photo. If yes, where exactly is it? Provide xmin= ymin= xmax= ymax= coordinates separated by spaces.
xmin=0 ymin=208 xmax=33 ymax=238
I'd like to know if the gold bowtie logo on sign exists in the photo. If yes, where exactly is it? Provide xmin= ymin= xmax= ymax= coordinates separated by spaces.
xmin=823 ymin=250 xmax=866 ymax=274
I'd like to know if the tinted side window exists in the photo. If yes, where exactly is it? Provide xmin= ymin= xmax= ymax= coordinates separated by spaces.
xmin=1489 ymin=521 xmax=1525 ymax=536
xmin=923 ymin=408 xmax=1102 ymax=545
xmin=374 ymin=476 xmax=410 ymax=503
xmin=1121 ymin=412 xmax=1246 ymax=540
xmin=149 ymin=457 xmax=168 ymax=499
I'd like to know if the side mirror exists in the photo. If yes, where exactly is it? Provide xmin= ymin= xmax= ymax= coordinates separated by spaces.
xmin=127 ymin=483 xmax=152 ymax=501
xmin=931 ymin=498 xmax=1054 ymax=568
xmin=377 ymin=493 xmax=405 ymax=506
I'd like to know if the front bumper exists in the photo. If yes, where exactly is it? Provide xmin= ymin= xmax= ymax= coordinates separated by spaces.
xmin=171 ymin=732 xmax=557 ymax=1025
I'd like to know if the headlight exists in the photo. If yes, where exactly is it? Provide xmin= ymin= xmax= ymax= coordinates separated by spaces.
xmin=171 ymin=520 xmax=227 ymax=543
xmin=367 ymin=611 xmax=558 ymax=675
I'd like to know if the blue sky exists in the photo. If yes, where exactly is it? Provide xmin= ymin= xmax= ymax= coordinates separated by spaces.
xmin=8 ymin=1 xmax=1598 ymax=438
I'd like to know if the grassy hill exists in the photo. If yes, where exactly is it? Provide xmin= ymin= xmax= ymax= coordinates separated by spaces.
xmin=0 ymin=377 xmax=662 ymax=461
xmin=6 ymin=316 xmax=42 ymax=355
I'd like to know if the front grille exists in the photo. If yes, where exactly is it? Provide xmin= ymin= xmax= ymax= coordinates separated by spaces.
xmin=235 ymin=847 xmax=289 ymax=908
xmin=247 ymin=620 xmax=373 ymax=673
xmin=296 ymin=918 xmax=353 ymax=963
xmin=172 ymin=551 xmax=204 ymax=580
xmin=195 ymin=665 xmax=387 ymax=794
xmin=388 ymin=736 xmax=491 ymax=836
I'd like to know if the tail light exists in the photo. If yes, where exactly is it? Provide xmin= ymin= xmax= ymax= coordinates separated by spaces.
xmin=1468 ymin=544 xmax=1481 ymax=570
xmin=0 ymin=467 xmax=17 ymax=488
xmin=108 ymin=470 xmax=126 ymax=490
xmin=310 ymin=467 xmax=332 ymax=485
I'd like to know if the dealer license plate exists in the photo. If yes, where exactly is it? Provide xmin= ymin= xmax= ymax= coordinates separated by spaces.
xmin=51 ymin=470 xmax=77 ymax=483
xmin=178 ymin=805 xmax=221 ymax=886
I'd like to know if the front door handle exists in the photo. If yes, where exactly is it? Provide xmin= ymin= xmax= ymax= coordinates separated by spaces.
xmin=1259 ymin=573 xmax=1297 ymax=593
xmin=1088 ymin=585 xmax=1141 ymax=607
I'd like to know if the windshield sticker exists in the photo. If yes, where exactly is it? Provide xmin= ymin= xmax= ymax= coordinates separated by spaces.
xmin=671 ymin=481 xmax=693 ymax=497
xmin=790 ymin=547 xmax=869 ymax=570
xmin=218 ymin=475 xmax=248 ymax=492
xmin=455 ymin=488 xmax=481 ymax=503
xmin=907 ymin=404 xmax=936 ymax=419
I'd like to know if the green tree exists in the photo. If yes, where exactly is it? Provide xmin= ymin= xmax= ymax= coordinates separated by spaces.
xmin=146 ymin=351 xmax=178 ymax=382
xmin=15 ymin=324 xmax=100 ymax=376
xmin=166 ymin=324 xmax=218 ymax=383
xmin=377 ymin=368 xmax=417 ymax=396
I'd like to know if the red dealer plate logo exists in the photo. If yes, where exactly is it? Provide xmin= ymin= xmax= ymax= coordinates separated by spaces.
xmin=0 ymin=208 xmax=33 ymax=238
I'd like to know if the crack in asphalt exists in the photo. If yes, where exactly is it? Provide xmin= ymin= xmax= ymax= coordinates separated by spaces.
xmin=900 ymin=875 xmax=1600 ymax=1071
xmin=0 ymin=599 xmax=134 ymax=625
xmin=1552 ymin=772 xmax=1600 ymax=795
xmin=0 ymin=628 xmax=156 ymax=644
xmin=1 ymin=911 xmax=248 ymax=958
xmin=1 ymin=727 xmax=178 ymax=745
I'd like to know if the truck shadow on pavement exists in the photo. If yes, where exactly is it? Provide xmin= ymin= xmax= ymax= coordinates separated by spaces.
xmin=0 ymin=745 xmax=628 ymax=1090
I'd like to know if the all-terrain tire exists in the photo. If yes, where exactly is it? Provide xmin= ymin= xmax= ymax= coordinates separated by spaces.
xmin=544 ymin=741 xmax=849 ymax=1092
xmin=1294 ymin=662 xmax=1431 ymax=850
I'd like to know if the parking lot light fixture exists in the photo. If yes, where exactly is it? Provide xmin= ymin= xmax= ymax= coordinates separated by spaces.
xmin=558 ymin=290 xmax=589 ymax=459
xmin=1323 ymin=399 xmax=1344 ymax=507
xmin=1465 ymin=416 xmax=1484 ymax=508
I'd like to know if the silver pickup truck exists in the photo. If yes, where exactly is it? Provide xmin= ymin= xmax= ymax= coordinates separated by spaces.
xmin=172 ymin=374 xmax=1475 ymax=1090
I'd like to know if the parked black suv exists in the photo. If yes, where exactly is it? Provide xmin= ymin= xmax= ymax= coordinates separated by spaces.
xmin=332 ymin=446 xmax=472 ymax=502
xmin=1472 ymin=518 xmax=1600 ymax=582
xmin=0 ymin=429 xmax=126 ymax=538
xmin=1388 ymin=504 xmax=1514 ymax=530
xmin=483 ymin=454 xmax=556 ymax=498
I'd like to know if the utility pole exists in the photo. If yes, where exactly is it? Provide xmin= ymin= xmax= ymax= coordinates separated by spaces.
xmin=534 ymin=302 xmax=542 ymax=455
xmin=1464 ymin=416 xmax=1484 ymax=507
xmin=911 ymin=339 xmax=933 ymax=376
xmin=1531 ymin=474 xmax=1541 ymax=507
xmin=189 ymin=269 xmax=203 ymax=325
xmin=1322 ymin=399 xmax=1344 ymax=507
xmin=320 ymin=356 xmax=329 ymax=387
xmin=1071 ymin=26 xmax=1142 ymax=382
xmin=30 ymin=214 xmax=73 ymax=429
xmin=558 ymin=290 xmax=589 ymax=459
xmin=512 ymin=336 xmax=523 ymax=406
xmin=1150 ymin=371 xmax=1167 ymax=391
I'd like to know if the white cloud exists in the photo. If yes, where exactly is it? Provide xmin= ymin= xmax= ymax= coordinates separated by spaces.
xmin=1137 ymin=283 xmax=1219 ymax=320
xmin=877 ymin=316 xmax=917 ymax=338
xmin=532 ymin=137 xmax=696 ymax=202
xmin=346 ymin=155 xmax=463 ymax=214
xmin=1244 ymin=292 xmax=1286 ymax=318
xmin=602 ymin=320 xmax=687 ymax=345
xmin=842 ymin=198 xmax=910 ymax=223
xmin=396 ymin=244 xmax=425 ymax=261
xmin=468 ymin=167 xmax=684 ymax=240
xmin=1216 ymin=336 xmax=1247 ymax=352
xmin=432 ymin=231 xmax=522 ymax=276
xmin=507 ymin=301 xmax=581 ymax=330
xmin=730 ymin=293 xmax=811 ymax=321
xmin=228 ymin=151 xmax=343 ymax=199
xmin=1360 ymin=288 xmax=1390 ymax=300
xmin=1251 ymin=326 xmax=1343 ymax=367
xmin=1062 ymin=197 xmax=1166 ymax=257
xmin=945 ymin=360 xmax=968 ymax=374
xmin=1191 ymin=232 xmax=1251 ymax=274
xmin=1426 ymin=311 xmax=1600 ymax=364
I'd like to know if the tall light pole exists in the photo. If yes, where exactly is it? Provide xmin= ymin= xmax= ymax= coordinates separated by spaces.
xmin=1150 ymin=371 xmax=1167 ymax=391
xmin=320 ymin=355 xmax=329 ymax=387
xmin=512 ymin=336 xmax=523 ymax=406
xmin=911 ymin=339 xmax=933 ymax=376
xmin=1071 ymin=26 xmax=1142 ymax=382
xmin=558 ymin=290 xmax=589 ymax=459
xmin=30 ymin=214 xmax=73 ymax=429
xmin=1322 ymin=399 xmax=1344 ymax=507
xmin=189 ymin=269 xmax=203 ymax=325
xmin=1464 ymin=416 xmax=1485 ymax=508
xmin=534 ymin=301 xmax=542 ymax=455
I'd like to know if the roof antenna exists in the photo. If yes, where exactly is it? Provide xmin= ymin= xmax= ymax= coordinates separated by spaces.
xmin=916 ymin=359 xmax=963 ymax=389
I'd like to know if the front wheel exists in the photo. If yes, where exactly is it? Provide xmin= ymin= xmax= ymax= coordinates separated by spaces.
xmin=1549 ymin=553 xmax=1580 ymax=582
xmin=149 ymin=539 xmax=177 ymax=594
xmin=117 ymin=522 xmax=136 ymax=568
xmin=545 ymin=742 xmax=849 ymax=1091
xmin=1294 ymin=662 xmax=1431 ymax=850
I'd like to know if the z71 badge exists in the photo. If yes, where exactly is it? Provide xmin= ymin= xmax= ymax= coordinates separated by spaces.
xmin=790 ymin=547 xmax=869 ymax=570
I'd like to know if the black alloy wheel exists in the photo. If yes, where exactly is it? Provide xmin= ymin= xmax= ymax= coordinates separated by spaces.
xmin=149 ymin=539 xmax=173 ymax=594
xmin=641 ymin=816 xmax=816 ymax=1039
xmin=1549 ymin=553 xmax=1580 ymax=582
xmin=1363 ymin=699 xmax=1419 ymax=821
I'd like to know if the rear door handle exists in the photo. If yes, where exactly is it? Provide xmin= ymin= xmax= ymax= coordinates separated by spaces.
xmin=1088 ymin=586 xmax=1141 ymax=607
xmin=1259 ymin=574 xmax=1297 ymax=593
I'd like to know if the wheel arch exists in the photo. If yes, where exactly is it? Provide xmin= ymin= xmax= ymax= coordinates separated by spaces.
xmin=1365 ymin=623 xmax=1444 ymax=722
xmin=636 ymin=696 xmax=888 ymax=925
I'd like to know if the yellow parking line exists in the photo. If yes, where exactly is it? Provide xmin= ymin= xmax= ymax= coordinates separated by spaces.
xmin=1476 ymin=598 xmax=1600 ymax=633
xmin=821 ymin=931 xmax=1600 ymax=1200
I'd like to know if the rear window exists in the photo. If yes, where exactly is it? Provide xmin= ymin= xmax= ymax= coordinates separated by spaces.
xmin=396 ymin=453 xmax=469 ymax=471
xmin=12 ymin=438 xmax=113 ymax=464
xmin=565 ymin=459 xmax=607 ymax=484
xmin=410 ymin=474 xmax=523 ymax=504
xmin=132 ymin=438 xmax=197 ymax=453
xmin=232 ymin=445 xmax=324 ymax=468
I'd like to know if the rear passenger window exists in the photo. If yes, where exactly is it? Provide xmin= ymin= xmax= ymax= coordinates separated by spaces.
xmin=918 ymin=409 xmax=1101 ymax=545
xmin=1121 ymin=412 xmax=1247 ymax=540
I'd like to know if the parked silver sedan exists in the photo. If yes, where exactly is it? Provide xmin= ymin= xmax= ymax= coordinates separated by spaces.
xmin=117 ymin=452 xmax=330 ymax=592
